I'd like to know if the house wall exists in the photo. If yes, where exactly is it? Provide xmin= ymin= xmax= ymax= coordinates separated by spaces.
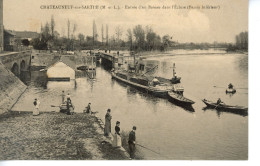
xmin=4 ymin=32 xmax=15 ymax=51
xmin=47 ymin=62 xmax=75 ymax=80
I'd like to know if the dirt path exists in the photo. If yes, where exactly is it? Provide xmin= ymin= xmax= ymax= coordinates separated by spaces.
xmin=0 ymin=111 xmax=128 ymax=160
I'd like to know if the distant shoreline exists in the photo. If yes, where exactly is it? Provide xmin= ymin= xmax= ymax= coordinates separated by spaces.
xmin=138 ymin=49 xmax=248 ymax=59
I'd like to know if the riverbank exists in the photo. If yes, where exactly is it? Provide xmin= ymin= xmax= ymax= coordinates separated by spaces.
xmin=0 ymin=62 xmax=27 ymax=114
xmin=0 ymin=111 xmax=129 ymax=160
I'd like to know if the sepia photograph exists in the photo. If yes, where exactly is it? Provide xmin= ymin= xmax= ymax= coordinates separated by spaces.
xmin=0 ymin=0 xmax=250 ymax=162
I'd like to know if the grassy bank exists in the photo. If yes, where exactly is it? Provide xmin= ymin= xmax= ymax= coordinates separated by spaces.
xmin=0 ymin=111 xmax=129 ymax=160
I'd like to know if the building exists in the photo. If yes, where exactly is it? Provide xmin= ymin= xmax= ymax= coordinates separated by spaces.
xmin=14 ymin=31 xmax=39 ymax=41
xmin=46 ymin=57 xmax=76 ymax=81
xmin=4 ymin=30 xmax=15 ymax=51
xmin=0 ymin=0 xmax=3 ymax=52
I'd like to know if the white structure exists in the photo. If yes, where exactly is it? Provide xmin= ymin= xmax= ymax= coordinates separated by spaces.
xmin=47 ymin=61 xmax=75 ymax=81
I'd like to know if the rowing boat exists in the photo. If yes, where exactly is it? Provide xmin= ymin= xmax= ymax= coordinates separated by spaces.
xmin=59 ymin=103 xmax=67 ymax=113
xmin=202 ymin=99 xmax=247 ymax=112
xmin=226 ymin=88 xmax=236 ymax=94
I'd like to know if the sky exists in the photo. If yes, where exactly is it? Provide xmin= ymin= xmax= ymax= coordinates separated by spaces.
xmin=3 ymin=0 xmax=248 ymax=43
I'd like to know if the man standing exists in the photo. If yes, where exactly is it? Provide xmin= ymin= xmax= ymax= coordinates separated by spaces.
xmin=66 ymin=93 xmax=71 ymax=101
xmin=61 ymin=91 xmax=65 ymax=103
xmin=104 ymin=109 xmax=112 ymax=136
xmin=128 ymin=126 xmax=137 ymax=159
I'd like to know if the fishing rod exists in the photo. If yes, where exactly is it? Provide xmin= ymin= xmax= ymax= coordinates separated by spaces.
xmin=136 ymin=143 xmax=170 ymax=159
xmin=213 ymin=85 xmax=248 ymax=89
xmin=51 ymin=105 xmax=60 ymax=107
xmin=136 ymin=143 xmax=160 ymax=155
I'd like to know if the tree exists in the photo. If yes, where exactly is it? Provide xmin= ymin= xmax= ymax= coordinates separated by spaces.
xmin=235 ymin=31 xmax=248 ymax=50
xmin=50 ymin=15 xmax=55 ymax=39
xmin=22 ymin=39 xmax=30 ymax=46
xmin=101 ymin=24 xmax=104 ymax=45
xmin=72 ymin=24 xmax=77 ymax=39
xmin=154 ymin=35 xmax=162 ymax=50
xmin=93 ymin=20 xmax=98 ymax=45
xmin=162 ymin=35 xmax=172 ymax=51
xmin=115 ymin=26 xmax=123 ymax=45
xmin=78 ymin=33 xmax=85 ymax=45
xmin=67 ymin=19 xmax=70 ymax=39
xmin=106 ymin=24 xmax=109 ymax=46
xmin=127 ymin=28 xmax=133 ymax=50
xmin=133 ymin=25 xmax=145 ymax=50
xmin=146 ymin=26 xmax=156 ymax=51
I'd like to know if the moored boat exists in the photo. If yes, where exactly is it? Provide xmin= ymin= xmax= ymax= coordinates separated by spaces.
xmin=168 ymin=92 xmax=195 ymax=105
xmin=59 ymin=103 xmax=67 ymax=113
xmin=59 ymin=102 xmax=75 ymax=114
xmin=167 ymin=84 xmax=195 ymax=106
xmin=202 ymin=99 xmax=247 ymax=112
xmin=111 ymin=70 xmax=173 ymax=98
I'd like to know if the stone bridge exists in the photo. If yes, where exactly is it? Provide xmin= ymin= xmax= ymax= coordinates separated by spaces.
xmin=0 ymin=50 xmax=31 ymax=77
xmin=99 ymin=51 xmax=135 ymax=68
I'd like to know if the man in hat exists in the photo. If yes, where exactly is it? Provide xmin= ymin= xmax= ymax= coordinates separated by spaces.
xmin=128 ymin=126 xmax=137 ymax=159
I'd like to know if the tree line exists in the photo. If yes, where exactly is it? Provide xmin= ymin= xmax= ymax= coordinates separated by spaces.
xmin=227 ymin=31 xmax=248 ymax=52
xmin=30 ymin=16 xmax=174 ymax=51
xmin=30 ymin=16 xmax=248 ymax=52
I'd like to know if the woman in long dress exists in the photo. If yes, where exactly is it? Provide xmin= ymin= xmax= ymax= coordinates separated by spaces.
xmin=33 ymin=98 xmax=40 ymax=116
xmin=104 ymin=109 xmax=112 ymax=136
xmin=112 ymin=121 xmax=122 ymax=147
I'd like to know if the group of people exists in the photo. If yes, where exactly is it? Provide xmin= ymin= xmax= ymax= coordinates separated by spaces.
xmin=104 ymin=109 xmax=137 ymax=159
xmin=62 ymin=91 xmax=75 ymax=115
xmin=33 ymin=91 xmax=137 ymax=159
xmin=104 ymin=50 xmax=111 ymax=53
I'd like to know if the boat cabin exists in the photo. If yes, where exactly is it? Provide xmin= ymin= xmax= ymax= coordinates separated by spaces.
xmin=173 ymin=84 xmax=184 ymax=95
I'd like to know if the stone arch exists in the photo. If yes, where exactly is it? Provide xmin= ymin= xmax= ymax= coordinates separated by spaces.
xmin=11 ymin=63 xmax=19 ymax=77
xmin=20 ymin=60 xmax=26 ymax=72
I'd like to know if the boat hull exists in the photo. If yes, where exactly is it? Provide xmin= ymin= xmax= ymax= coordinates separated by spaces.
xmin=112 ymin=72 xmax=169 ymax=98
xmin=168 ymin=92 xmax=195 ymax=105
xmin=59 ymin=103 xmax=67 ymax=113
xmin=202 ymin=99 xmax=248 ymax=113
xmin=226 ymin=88 xmax=236 ymax=94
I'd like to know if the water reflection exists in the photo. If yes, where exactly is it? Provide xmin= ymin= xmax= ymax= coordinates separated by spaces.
xmin=202 ymin=107 xmax=248 ymax=117
xmin=14 ymin=52 xmax=248 ymax=160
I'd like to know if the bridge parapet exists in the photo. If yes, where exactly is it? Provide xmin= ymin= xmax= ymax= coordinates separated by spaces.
xmin=0 ymin=50 xmax=32 ymax=76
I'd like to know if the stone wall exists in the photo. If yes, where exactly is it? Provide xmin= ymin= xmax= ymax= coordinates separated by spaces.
xmin=0 ymin=61 xmax=26 ymax=114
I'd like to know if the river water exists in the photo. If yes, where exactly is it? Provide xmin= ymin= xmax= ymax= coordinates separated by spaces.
xmin=13 ymin=49 xmax=248 ymax=160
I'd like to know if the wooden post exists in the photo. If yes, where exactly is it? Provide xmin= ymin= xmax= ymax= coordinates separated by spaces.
xmin=173 ymin=63 xmax=176 ymax=78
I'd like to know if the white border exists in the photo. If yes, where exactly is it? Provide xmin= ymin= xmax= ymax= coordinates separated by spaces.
xmin=1 ymin=0 xmax=259 ymax=165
